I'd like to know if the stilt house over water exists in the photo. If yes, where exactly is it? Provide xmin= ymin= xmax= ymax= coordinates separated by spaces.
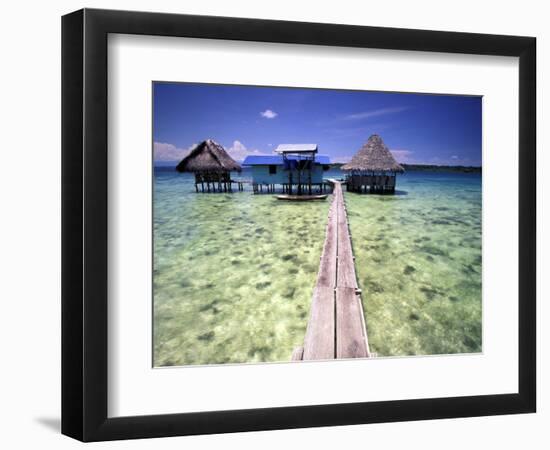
xmin=342 ymin=134 xmax=404 ymax=194
xmin=242 ymin=144 xmax=331 ymax=194
xmin=176 ymin=139 xmax=243 ymax=192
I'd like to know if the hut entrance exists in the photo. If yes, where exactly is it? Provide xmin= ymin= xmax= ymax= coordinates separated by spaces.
xmin=193 ymin=170 xmax=243 ymax=193
xmin=346 ymin=171 xmax=397 ymax=194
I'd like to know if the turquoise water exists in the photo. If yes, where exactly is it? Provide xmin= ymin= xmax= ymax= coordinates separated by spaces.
xmin=345 ymin=171 xmax=482 ymax=356
xmin=153 ymin=168 xmax=330 ymax=366
xmin=153 ymin=168 xmax=482 ymax=366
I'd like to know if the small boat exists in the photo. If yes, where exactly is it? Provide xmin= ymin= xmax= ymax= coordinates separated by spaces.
xmin=275 ymin=194 xmax=328 ymax=201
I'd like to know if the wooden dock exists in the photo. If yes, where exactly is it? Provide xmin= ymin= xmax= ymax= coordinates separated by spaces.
xmin=293 ymin=180 xmax=370 ymax=361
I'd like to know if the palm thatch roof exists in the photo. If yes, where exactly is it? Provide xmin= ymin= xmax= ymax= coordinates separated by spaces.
xmin=342 ymin=135 xmax=404 ymax=173
xmin=176 ymin=139 xmax=242 ymax=173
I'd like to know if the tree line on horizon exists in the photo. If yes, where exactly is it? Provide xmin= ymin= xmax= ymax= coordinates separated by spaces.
xmin=329 ymin=162 xmax=481 ymax=173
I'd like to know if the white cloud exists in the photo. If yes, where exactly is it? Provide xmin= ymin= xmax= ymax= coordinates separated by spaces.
xmin=153 ymin=142 xmax=196 ymax=162
xmin=154 ymin=140 xmax=272 ymax=163
xmin=332 ymin=156 xmax=352 ymax=164
xmin=227 ymin=140 xmax=269 ymax=162
xmin=260 ymin=109 xmax=278 ymax=119
xmin=440 ymin=156 xmax=480 ymax=166
xmin=398 ymin=153 xmax=480 ymax=166
xmin=390 ymin=149 xmax=414 ymax=163
xmin=344 ymin=107 xmax=409 ymax=121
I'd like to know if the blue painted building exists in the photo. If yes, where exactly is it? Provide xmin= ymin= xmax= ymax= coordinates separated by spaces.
xmin=242 ymin=144 xmax=331 ymax=194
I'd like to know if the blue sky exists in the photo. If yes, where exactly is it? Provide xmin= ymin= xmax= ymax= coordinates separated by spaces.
xmin=153 ymin=82 xmax=482 ymax=166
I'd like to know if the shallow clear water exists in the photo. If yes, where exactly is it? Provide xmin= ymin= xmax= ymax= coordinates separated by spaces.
xmin=153 ymin=168 xmax=330 ymax=366
xmin=154 ymin=168 xmax=482 ymax=366
xmin=345 ymin=171 xmax=482 ymax=356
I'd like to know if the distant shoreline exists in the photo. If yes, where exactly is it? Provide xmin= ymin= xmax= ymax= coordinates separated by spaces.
xmin=154 ymin=161 xmax=482 ymax=173
xmin=330 ymin=163 xmax=482 ymax=173
xmin=402 ymin=164 xmax=481 ymax=173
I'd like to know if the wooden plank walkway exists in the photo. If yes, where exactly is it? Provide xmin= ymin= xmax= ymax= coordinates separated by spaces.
xmin=296 ymin=180 xmax=370 ymax=361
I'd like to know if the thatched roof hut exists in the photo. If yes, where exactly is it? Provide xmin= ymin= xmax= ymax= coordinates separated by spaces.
xmin=342 ymin=134 xmax=404 ymax=173
xmin=176 ymin=139 xmax=243 ymax=193
xmin=176 ymin=139 xmax=241 ymax=173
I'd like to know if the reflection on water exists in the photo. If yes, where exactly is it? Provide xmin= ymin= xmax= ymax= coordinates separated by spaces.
xmin=154 ymin=168 xmax=482 ymax=366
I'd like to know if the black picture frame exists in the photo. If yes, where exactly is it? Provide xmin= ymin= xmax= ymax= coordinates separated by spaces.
xmin=62 ymin=8 xmax=536 ymax=442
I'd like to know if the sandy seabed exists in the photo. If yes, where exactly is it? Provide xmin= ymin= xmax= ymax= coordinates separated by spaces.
xmin=153 ymin=169 xmax=481 ymax=366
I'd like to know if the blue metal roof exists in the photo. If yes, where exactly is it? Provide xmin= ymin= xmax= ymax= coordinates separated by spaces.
xmin=243 ymin=154 xmax=331 ymax=166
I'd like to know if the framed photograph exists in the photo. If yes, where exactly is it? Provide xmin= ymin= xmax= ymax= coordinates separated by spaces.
xmin=62 ymin=8 xmax=536 ymax=441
